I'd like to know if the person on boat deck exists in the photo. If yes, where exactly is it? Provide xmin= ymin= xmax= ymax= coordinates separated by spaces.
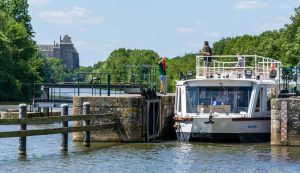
xmin=235 ymin=53 xmax=245 ymax=67
xmin=235 ymin=53 xmax=245 ymax=78
xmin=200 ymin=41 xmax=212 ymax=78
xmin=158 ymin=56 xmax=167 ymax=95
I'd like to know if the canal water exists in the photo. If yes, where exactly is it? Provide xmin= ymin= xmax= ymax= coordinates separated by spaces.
xmin=1 ymin=105 xmax=300 ymax=172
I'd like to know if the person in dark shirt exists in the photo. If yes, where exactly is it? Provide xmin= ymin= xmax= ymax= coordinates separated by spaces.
xmin=158 ymin=56 xmax=167 ymax=95
xmin=200 ymin=41 xmax=212 ymax=78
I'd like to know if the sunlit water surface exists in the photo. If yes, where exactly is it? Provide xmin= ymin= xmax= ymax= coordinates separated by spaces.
xmin=1 ymin=105 xmax=300 ymax=173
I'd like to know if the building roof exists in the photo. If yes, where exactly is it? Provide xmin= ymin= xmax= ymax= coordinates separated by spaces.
xmin=38 ymin=45 xmax=54 ymax=51
xmin=61 ymin=35 xmax=72 ymax=44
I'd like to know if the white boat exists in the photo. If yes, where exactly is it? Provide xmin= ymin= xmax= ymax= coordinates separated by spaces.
xmin=174 ymin=55 xmax=281 ymax=142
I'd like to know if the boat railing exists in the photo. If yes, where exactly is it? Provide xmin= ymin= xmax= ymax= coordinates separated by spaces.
xmin=196 ymin=55 xmax=282 ymax=80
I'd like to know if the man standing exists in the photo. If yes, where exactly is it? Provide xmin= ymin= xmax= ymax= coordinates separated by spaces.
xmin=158 ymin=56 xmax=167 ymax=95
xmin=201 ymin=41 xmax=212 ymax=78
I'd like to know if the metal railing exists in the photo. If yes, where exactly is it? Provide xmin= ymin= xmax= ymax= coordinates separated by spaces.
xmin=33 ymin=66 xmax=158 ymax=107
xmin=196 ymin=55 xmax=282 ymax=80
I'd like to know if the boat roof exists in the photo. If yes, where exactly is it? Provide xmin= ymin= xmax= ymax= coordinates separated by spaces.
xmin=177 ymin=55 xmax=282 ymax=85
xmin=176 ymin=78 xmax=277 ymax=87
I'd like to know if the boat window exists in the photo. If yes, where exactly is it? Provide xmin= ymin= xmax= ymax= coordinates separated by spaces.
xmin=186 ymin=86 xmax=252 ymax=113
xmin=255 ymin=88 xmax=263 ymax=112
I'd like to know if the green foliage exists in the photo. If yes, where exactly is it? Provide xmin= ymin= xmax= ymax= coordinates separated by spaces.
xmin=0 ymin=11 xmax=42 ymax=100
xmin=0 ymin=0 xmax=33 ymax=37
xmin=90 ymin=48 xmax=196 ymax=92
xmin=167 ymin=54 xmax=196 ymax=91
xmin=212 ymin=6 xmax=300 ymax=66
xmin=43 ymin=57 xmax=69 ymax=83
xmin=3 ymin=2 xmax=300 ymax=99
xmin=104 ymin=48 xmax=159 ymax=82
xmin=88 ymin=5 xmax=300 ymax=93
xmin=73 ymin=66 xmax=93 ymax=74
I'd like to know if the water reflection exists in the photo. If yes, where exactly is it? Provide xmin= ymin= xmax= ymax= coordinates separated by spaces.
xmin=271 ymin=145 xmax=300 ymax=161
xmin=1 ymin=103 xmax=300 ymax=173
xmin=0 ymin=139 xmax=300 ymax=172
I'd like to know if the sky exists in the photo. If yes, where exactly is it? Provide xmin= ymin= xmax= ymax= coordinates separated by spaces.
xmin=28 ymin=0 xmax=300 ymax=67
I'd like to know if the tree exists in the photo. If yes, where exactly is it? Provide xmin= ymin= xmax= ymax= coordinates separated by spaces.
xmin=167 ymin=53 xmax=196 ymax=91
xmin=104 ymin=48 xmax=159 ymax=83
xmin=0 ymin=12 xmax=42 ymax=100
xmin=0 ymin=0 xmax=33 ymax=37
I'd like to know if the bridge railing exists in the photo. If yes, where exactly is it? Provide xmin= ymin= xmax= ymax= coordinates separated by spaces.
xmin=33 ymin=69 xmax=158 ymax=105
xmin=0 ymin=102 xmax=116 ymax=155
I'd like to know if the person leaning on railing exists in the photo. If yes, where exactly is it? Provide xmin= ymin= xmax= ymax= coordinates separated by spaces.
xmin=235 ymin=53 xmax=245 ymax=78
xmin=200 ymin=41 xmax=212 ymax=78
xmin=235 ymin=53 xmax=245 ymax=68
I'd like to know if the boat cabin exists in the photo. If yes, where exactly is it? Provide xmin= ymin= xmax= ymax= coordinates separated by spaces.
xmin=175 ymin=55 xmax=281 ymax=118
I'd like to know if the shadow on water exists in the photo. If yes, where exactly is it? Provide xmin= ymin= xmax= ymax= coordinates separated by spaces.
xmin=72 ymin=141 xmax=124 ymax=153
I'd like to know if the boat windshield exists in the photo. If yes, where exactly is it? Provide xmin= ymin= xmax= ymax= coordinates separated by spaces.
xmin=186 ymin=86 xmax=252 ymax=114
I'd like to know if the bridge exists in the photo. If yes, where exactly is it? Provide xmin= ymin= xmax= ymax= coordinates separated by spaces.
xmin=32 ymin=70 xmax=158 ymax=108
xmin=32 ymin=82 xmax=145 ymax=106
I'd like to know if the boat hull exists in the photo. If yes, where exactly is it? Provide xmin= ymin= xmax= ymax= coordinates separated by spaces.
xmin=177 ymin=132 xmax=269 ymax=142
xmin=175 ymin=117 xmax=270 ymax=142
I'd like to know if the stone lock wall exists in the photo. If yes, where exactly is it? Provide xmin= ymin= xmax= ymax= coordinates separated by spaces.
xmin=73 ymin=95 xmax=145 ymax=142
xmin=271 ymin=98 xmax=300 ymax=146
xmin=72 ymin=94 xmax=176 ymax=142
xmin=158 ymin=94 xmax=176 ymax=139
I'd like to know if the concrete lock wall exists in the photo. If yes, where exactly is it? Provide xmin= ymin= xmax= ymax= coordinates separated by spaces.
xmin=73 ymin=94 xmax=175 ymax=142
xmin=271 ymin=98 xmax=300 ymax=146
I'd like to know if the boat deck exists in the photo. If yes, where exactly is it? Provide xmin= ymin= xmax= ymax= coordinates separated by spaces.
xmin=196 ymin=55 xmax=281 ymax=80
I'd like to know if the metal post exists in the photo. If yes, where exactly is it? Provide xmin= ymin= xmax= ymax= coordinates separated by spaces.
xmin=53 ymin=84 xmax=56 ymax=102
xmin=18 ymin=103 xmax=27 ymax=155
xmin=61 ymin=104 xmax=68 ymax=151
xmin=77 ymin=73 xmax=80 ymax=96
xmin=92 ymin=74 xmax=94 ymax=96
xmin=255 ymin=55 xmax=257 ymax=77
xmin=59 ymin=87 xmax=61 ymax=102
xmin=99 ymin=74 xmax=102 ymax=96
xmin=73 ymin=83 xmax=75 ymax=96
xmin=83 ymin=102 xmax=91 ymax=147
xmin=107 ymin=73 xmax=111 ymax=96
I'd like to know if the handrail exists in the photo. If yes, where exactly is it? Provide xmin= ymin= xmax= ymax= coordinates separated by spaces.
xmin=196 ymin=55 xmax=282 ymax=80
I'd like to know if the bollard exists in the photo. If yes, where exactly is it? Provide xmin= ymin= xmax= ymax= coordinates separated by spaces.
xmin=18 ymin=103 xmax=27 ymax=155
xmin=61 ymin=104 xmax=68 ymax=151
xmin=83 ymin=102 xmax=91 ymax=147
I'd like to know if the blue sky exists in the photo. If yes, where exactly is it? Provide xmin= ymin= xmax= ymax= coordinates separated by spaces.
xmin=28 ymin=0 xmax=300 ymax=66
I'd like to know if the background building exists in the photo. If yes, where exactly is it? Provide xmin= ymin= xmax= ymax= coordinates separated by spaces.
xmin=38 ymin=35 xmax=80 ymax=70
